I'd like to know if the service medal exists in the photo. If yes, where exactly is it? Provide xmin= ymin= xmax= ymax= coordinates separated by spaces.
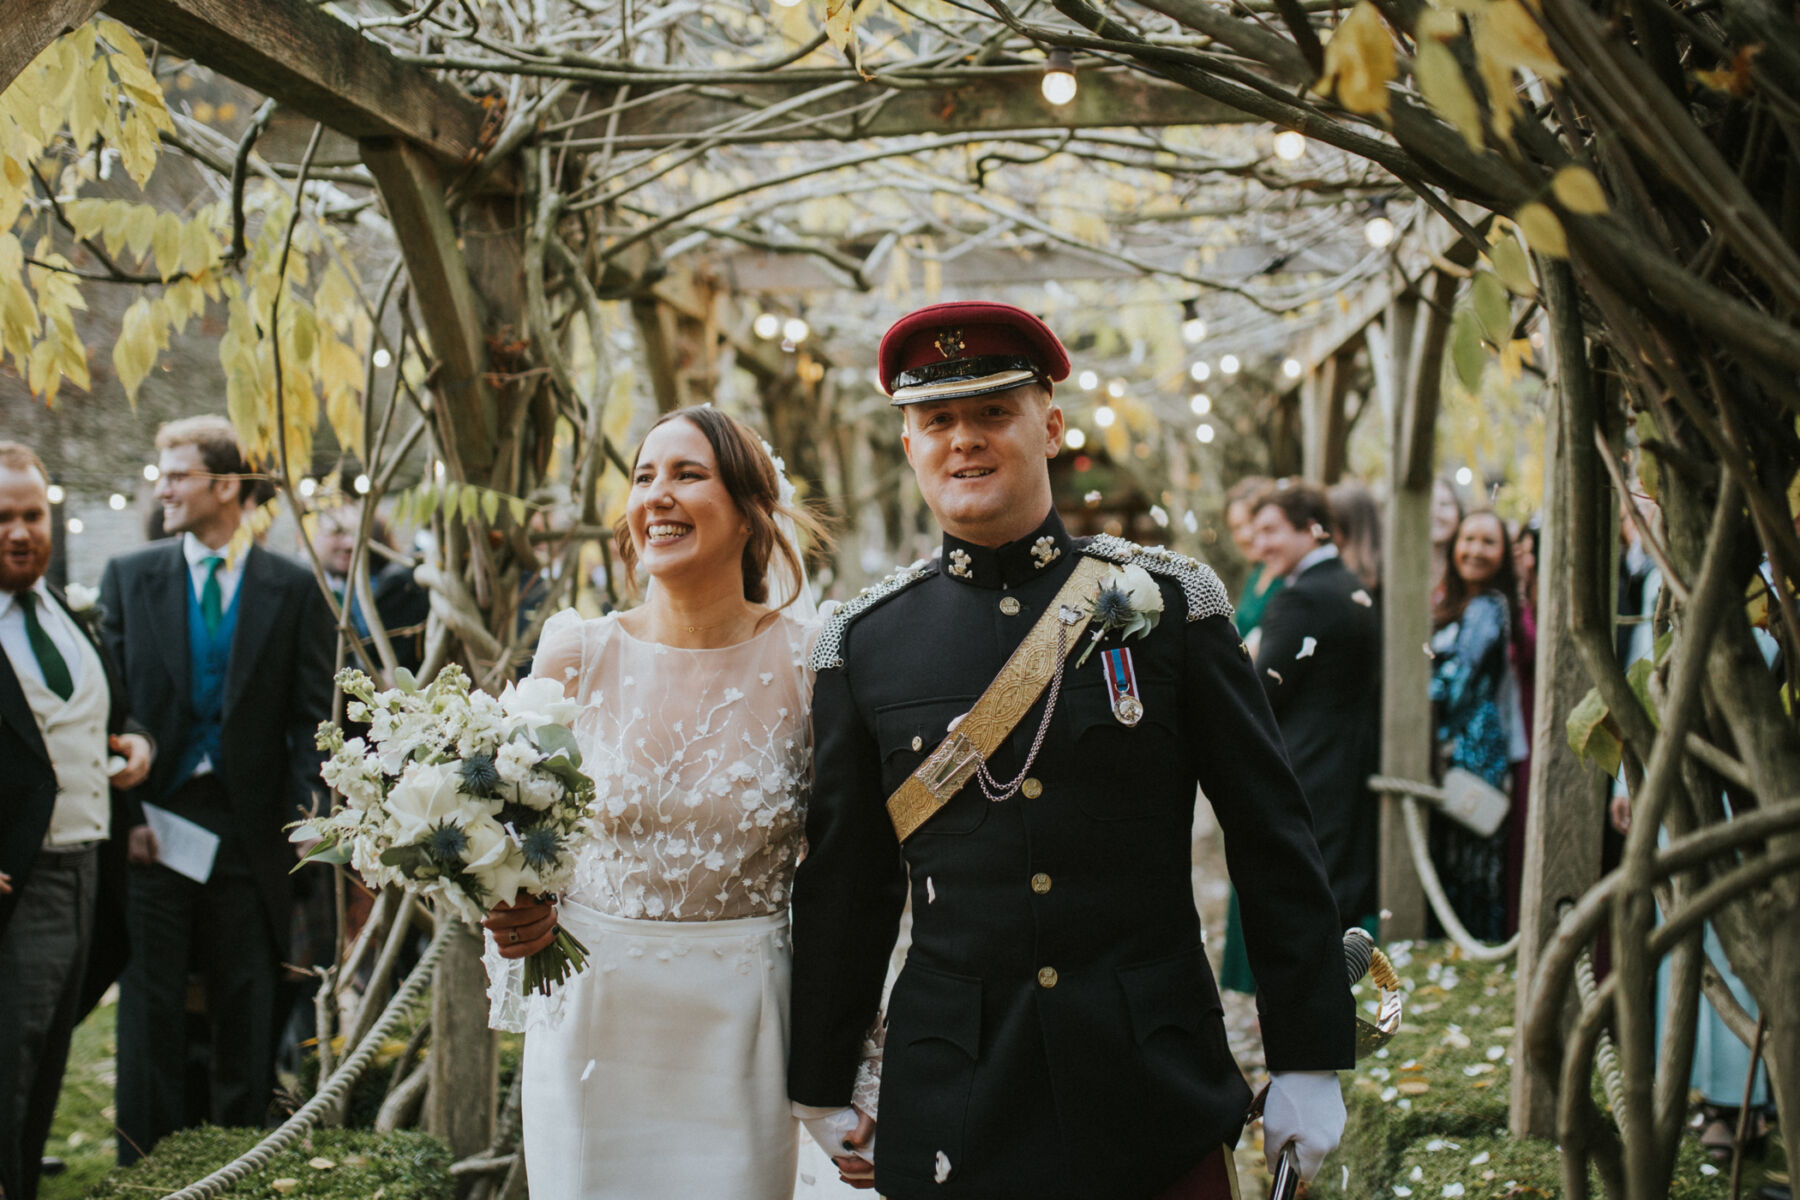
xmin=1100 ymin=647 xmax=1144 ymax=727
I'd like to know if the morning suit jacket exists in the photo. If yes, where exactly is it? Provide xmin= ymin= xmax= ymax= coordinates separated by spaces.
xmin=1253 ymin=552 xmax=1383 ymax=926
xmin=789 ymin=511 xmax=1353 ymax=1200
xmin=99 ymin=540 xmax=333 ymax=942
xmin=0 ymin=583 xmax=142 ymax=1011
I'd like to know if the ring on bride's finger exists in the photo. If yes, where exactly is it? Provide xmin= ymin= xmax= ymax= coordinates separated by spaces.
xmin=507 ymin=929 xmax=519 ymax=944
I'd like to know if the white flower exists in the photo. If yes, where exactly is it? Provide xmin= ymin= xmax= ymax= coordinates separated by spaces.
xmin=1116 ymin=562 xmax=1163 ymax=614
xmin=385 ymin=762 xmax=474 ymax=842
xmin=519 ymin=774 xmax=565 ymax=811
xmin=501 ymin=675 xmax=580 ymax=726
xmin=64 ymin=582 xmax=99 ymax=612
xmin=495 ymin=740 xmax=539 ymax=784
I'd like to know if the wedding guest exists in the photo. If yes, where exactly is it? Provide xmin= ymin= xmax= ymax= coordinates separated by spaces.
xmin=1427 ymin=510 xmax=1524 ymax=943
xmin=1429 ymin=477 xmax=1464 ymax=609
xmin=1328 ymin=478 xmax=1384 ymax=596
xmin=1250 ymin=479 xmax=1382 ymax=933
xmin=0 ymin=443 xmax=152 ymax=1200
xmin=102 ymin=416 xmax=332 ymax=1162
xmin=1505 ymin=516 xmax=1541 ymax=934
xmin=1218 ymin=474 xmax=1283 ymax=996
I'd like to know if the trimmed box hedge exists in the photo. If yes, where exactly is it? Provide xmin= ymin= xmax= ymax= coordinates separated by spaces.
xmin=85 ymin=1127 xmax=452 ymax=1200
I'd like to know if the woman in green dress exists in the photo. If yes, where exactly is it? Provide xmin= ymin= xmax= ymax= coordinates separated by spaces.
xmin=1218 ymin=477 xmax=1284 ymax=994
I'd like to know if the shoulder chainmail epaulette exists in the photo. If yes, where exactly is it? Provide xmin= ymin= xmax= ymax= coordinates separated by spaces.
xmin=1081 ymin=534 xmax=1234 ymax=622
xmin=811 ymin=560 xmax=939 ymax=671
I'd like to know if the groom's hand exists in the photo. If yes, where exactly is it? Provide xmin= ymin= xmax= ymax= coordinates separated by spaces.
xmin=833 ymin=1111 xmax=877 ymax=1189
xmin=482 ymin=895 xmax=558 ymax=958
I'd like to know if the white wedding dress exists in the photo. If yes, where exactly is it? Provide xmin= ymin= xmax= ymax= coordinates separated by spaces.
xmin=484 ymin=607 xmax=860 ymax=1200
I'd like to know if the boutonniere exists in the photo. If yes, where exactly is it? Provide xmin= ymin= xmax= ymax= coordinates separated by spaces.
xmin=1075 ymin=563 xmax=1163 ymax=667
xmin=64 ymin=583 xmax=102 ymax=626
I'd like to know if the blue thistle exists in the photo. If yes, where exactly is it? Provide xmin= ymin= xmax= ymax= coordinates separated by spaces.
xmin=461 ymin=754 xmax=501 ymax=796
xmin=520 ymin=826 xmax=564 ymax=871
xmin=1092 ymin=586 xmax=1135 ymax=627
xmin=425 ymin=820 xmax=469 ymax=865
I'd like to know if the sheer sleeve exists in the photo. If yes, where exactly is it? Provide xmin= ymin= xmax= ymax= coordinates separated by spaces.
xmin=483 ymin=608 xmax=592 ymax=1033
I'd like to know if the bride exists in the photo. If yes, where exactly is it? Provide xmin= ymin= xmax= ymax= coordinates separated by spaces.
xmin=481 ymin=406 xmax=864 ymax=1198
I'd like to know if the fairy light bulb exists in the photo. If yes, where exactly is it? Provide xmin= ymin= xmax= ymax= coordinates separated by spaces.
xmin=1042 ymin=49 xmax=1078 ymax=106
xmin=753 ymin=313 xmax=782 ymax=339
xmin=46 ymin=484 xmax=65 ymax=504
xmin=1190 ymin=393 xmax=1212 ymax=415
xmin=1274 ymin=130 xmax=1307 ymax=161
xmin=1078 ymin=370 xmax=1099 ymax=391
xmin=1065 ymin=428 xmax=1087 ymax=450
xmin=143 ymin=464 xmax=160 ymax=482
xmin=1196 ymin=423 xmax=1216 ymax=444
xmin=1190 ymin=361 xmax=1211 ymax=382
xmin=1219 ymin=354 xmax=1240 ymax=376
xmin=1181 ymin=298 xmax=1207 ymax=344
xmin=1282 ymin=358 xmax=1303 ymax=379
xmin=1094 ymin=405 xmax=1117 ymax=428
xmin=782 ymin=317 xmax=810 ymax=344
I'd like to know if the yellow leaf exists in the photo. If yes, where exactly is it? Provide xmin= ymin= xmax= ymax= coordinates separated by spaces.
xmin=1415 ymin=39 xmax=1484 ymax=149
xmin=1514 ymin=202 xmax=1568 ymax=257
xmin=67 ymin=198 xmax=108 ymax=242
xmin=1477 ymin=0 xmax=1564 ymax=79
xmin=114 ymin=296 xmax=158 ymax=403
xmin=1551 ymin=165 xmax=1608 ymax=214
xmin=153 ymin=211 xmax=182 ymax=279
xmin=1317 ymin=2 xmax=1398 ymax=117
xmin=124 ymin=203 xmax=156 ymax=261
xmin=180 ymin=218 xmax=215 ymax=275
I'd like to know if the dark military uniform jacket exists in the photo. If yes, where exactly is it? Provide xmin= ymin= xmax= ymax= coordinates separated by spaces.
xmin=789 ymin=510 xmax=1354 ymax=1200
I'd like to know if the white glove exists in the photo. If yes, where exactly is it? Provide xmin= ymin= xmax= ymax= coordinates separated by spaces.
xmin=1262 ymin=1069 xmax=1346 ymax=1182
xmin=801 ymin=1106 xmax=875 ymax=1163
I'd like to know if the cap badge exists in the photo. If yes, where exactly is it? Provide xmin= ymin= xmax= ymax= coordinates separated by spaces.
xmin=948 ymin=548 xmax=973 ymax=579
xmin=934 ymin=328 xmax=966 ymax=359
xmin=1031 ymin=536 xmax=1061 ymax=569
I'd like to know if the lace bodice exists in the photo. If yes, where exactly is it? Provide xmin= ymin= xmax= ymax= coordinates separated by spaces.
xmin=534 ymin=606 xmax=818 ymax=923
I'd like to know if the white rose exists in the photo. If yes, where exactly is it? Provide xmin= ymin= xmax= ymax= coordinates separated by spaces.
xmin=471 ymin=855 xmax=541 ymax=907
xmin=462 ymin=814 xmax=512 ymax=874
xmin=1116 ymin=563 xmax=1164 ymax=615
xmin=385 ymin=762 xmax=467 ymax=842
xmin=500 ymin=676 xmax=580 ymax=726
xmin=518 ymin=774 xmax=565 ymax=811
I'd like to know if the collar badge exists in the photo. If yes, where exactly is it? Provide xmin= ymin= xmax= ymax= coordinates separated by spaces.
xmin=1031 ymin=536 xmax=1061 ymax=569
xmin=948 ymin=548 xmax=973 ymax=579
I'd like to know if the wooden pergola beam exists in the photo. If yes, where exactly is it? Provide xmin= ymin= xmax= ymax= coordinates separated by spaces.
xmin=99 ymin=0 xmax=501 ymax=178
xmin=3 ymin=0 xmax=105 ymax=94
xmin=585 ymin=66 xmax=1249 ymax=147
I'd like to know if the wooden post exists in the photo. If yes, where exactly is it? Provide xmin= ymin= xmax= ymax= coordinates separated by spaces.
xmin=1301 ymin=350 xmax=1354 ymax=483
xmin=428 ymin=926 xmax=498 ymax=1170
xmin=361 ymin=139 xmax=501 ymax=477
xmin=3 ymin=0 xmax=104 ymax=95
xmin=1509 ymin=316 xmax=1609 ymax=1136
xmin=1375 ymin=279 xmax=1446 ymax=942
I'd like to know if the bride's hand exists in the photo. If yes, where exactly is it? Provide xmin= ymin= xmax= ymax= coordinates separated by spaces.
xmin=482 ymin=894 xmax=559 ymax=958
xmin=832 ymin=1111 xmax=877 ymax=1189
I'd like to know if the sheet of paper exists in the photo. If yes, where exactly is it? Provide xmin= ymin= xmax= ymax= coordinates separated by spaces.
xmin=140 ymin=801 xmax=220 ymax=884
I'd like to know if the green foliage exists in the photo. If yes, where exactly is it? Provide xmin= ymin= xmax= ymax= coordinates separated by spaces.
xmin=84 ymin=1127 xmax=452 ymax=1200
xmin=1566 ymin=685 xmax=1625 ymax=778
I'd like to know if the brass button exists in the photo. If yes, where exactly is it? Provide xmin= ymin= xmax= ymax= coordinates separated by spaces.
xmin=999 ymin=596 xmax=1022 ymax=616
xmin=1037 ymin=966 xmax=1059 ymax=989
xmin=911 ymin=735 xmax=923 ymax=751
xmin=1031 ymin=872 xmax=1052 ymax=894
xmin=1021 ymin=777 xmax=1043 ymax=799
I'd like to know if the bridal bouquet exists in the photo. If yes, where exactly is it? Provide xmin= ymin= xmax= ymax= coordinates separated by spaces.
xmin=298 ymin=664 xmax=595 ymax=996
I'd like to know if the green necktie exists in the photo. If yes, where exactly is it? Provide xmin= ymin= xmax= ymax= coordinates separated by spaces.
xmin=201 ymin=555 xmax=225 ymax=634
xmin=19 ymin=591 xmax=74 ymax=701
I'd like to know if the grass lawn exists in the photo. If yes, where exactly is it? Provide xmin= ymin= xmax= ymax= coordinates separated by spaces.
xmin=41 ymin=988 xmax=122 ymax=1200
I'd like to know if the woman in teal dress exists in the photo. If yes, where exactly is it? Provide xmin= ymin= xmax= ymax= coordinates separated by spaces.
xmin=1218 ymin=478 xmax=1284 ymax=994
xmin=1427 ymin=511 xmax=1523 ymax=943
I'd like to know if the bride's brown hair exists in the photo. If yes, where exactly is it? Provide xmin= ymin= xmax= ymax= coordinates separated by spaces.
xmin=613 ymin=406 xmax=829 ymax=608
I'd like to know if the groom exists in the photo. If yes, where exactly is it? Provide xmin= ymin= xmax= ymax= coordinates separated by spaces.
xmin=789 ymin=302 xmax=1354 ymax=1198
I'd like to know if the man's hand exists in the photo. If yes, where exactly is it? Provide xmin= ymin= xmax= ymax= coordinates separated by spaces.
xmin=109 ymin=733 xmax=152 ymax=790
xmin=482 ymin=894 xmax=557 ymax=958
xmin=1262 ymin=1070 xmax=1346 ymax=1183
xmin=0 ymin=869 xmax=11 ymax=896
xmin=126 ymin=824 xmax=160 ymax=865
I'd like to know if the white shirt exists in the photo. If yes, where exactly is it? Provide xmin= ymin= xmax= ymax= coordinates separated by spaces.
xmin=1290 ymin=542 xmax=1340 ymax=579
xmin=182 ymin=531 xmax=245 ymax=613
xmin=0 ymin=577 xmax=88 ymax=691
